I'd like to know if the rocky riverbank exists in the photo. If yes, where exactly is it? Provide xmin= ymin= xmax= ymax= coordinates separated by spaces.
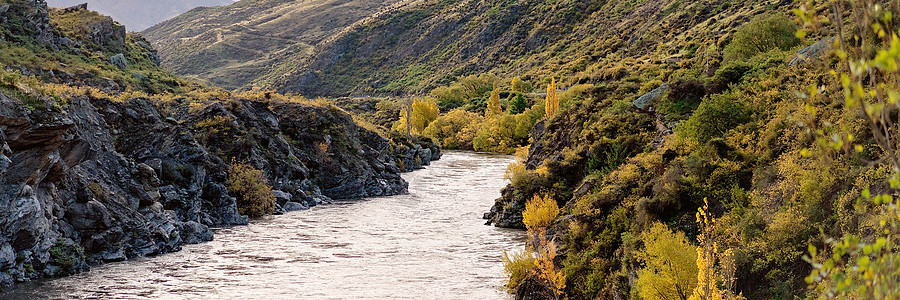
xmin=0 ymin=0 xmax=440 ymax=288
xmin=0 ymin=89 xmax=440 ymax=286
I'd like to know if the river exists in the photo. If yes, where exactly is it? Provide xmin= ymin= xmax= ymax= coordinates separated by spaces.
xmin=1 ymin=152 xmax=525 ymax=299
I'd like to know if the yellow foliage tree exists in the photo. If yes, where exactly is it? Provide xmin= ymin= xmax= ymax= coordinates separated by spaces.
xmin=523 ymin=194 xmax=566 ymax=296
xmin=636 ymin=222 xmax=698 ymax=300
xmin=486 ymin=84 xmax=502 ymax=118
xmin=421 ymin=109 xmax=483 ymax=149
xmin=535 ymin=229 xmax=566 ymax=296
xmin=392 ymin=98 xmax=440 ymax=135
xmin=545 ymin=78 xmax=559 ymax=118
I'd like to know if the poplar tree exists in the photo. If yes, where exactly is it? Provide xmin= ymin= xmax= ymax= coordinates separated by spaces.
xmin=545 ymin=78 xmax=558 ymax=118
xmin=486 ymin=84 xmax=502 ymax=118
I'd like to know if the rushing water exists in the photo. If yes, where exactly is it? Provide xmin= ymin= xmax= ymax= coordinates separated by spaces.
xmin=2 ymin=152 xmax=525 ymax=300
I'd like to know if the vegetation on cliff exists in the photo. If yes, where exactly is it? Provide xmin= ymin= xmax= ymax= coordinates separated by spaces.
xmin=489 ymin=1 xmax=900 ymax=299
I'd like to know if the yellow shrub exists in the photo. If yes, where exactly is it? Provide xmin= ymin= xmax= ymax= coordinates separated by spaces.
xmin=227 ymin=162 xmax=275 ymax=218
xmin=501 ymin=248 xmax=535 ymax=293
xmin=523 ymin=194 xmax=559 ymax=231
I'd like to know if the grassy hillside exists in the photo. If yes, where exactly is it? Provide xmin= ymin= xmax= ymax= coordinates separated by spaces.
xmin=141 ymin=0 xmax=408 ymax=90
xmin=144 ymin=0 xmax=788 ymax=98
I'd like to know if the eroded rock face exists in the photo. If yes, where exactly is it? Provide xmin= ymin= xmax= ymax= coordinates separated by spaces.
xmin=0 ymin=91 xmax=439 ymax=286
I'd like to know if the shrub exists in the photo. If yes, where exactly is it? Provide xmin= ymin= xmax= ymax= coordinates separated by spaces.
xmin=676 ymin=91 xmax=752 ymax=143
xmin=227 ymin=162 xmax=275 ymax=218
xmin=502 ymin=248 xmax=536 ymax=293
xmin=723 ymin=14 xmax=800 ymax=62
xmin=523 ymin=194 xmax=559 ymax=231
xmin=661 ymin=79 xmax=707 ymax=114
xmin=511 ymin=76 xmax=533 ymax=93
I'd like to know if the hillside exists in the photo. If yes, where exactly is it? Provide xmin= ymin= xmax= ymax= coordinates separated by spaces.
xmin=0 ymin=0 xmax=438 ymax=287
xmin=141 ymin=0 xmax=409 ymax=90
xmin=44 ymin=0 xmax=234 ymax=31
xmin=145 ymin=0 xmax=778 ymax=97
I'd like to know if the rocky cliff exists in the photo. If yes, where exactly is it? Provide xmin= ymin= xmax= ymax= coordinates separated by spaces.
xmin=0 ymin=0 xmax=440 ymax=287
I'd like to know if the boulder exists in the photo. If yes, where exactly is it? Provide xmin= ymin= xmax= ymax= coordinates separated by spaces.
xmin=179 ymin=221 xmax=213 ymax=244
xmin=282 ymin=202 xmax=308 ymax=212
xmin=109 ymin=53 xmax=127 ymax=70
xmin=0 ymin=243 xmax=14 ymax=268
xmin=633 ymin=84 xmax=668 ymax=111
xmin=272 ymin=190 xmax=292 ymax=206
xmin=790 ymin=37 xmax=835 ymax=66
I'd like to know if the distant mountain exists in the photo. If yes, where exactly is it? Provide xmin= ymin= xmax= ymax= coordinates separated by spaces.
xmin=44 ymin=0 xmax=234 ymax=31
xmin=142 ymin=0 xmax=406 ymax=90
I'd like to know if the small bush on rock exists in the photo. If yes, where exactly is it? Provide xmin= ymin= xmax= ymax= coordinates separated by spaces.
xmin=227 ymin=162 xmax=275 ymax=218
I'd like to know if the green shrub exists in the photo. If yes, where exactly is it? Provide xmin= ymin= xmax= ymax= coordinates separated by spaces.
xmin=227 ymin=162 xmax=275 ymax=218
xmin=676 ymin=91 xmax=753 ymax=143
xmin=723 ymin=14 xmax=800 ymax=62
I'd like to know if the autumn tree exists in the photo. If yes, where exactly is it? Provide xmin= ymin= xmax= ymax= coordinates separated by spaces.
xmin=545 ymin=78 xmax=559 ymax=118
xmin=636 ymin=223 xmax=698 ymax=300
xmin=421 ymin=109 xmax=483 ymax=149
xmin=690 ymin=198 xmax=725 ymax=300
xmin=523 ymin=194 xmax=559 ymax=231
xmin=392 ymin=98 xmax=440 ymax=136
xmin=486 ymin=84 xmax=502 ymax=118
xmin=799 ymin=2 xmax=900 ymax=299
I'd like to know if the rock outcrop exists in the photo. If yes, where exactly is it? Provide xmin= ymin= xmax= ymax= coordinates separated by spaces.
xmin=0 ymin=91 xmax=436 ymax=287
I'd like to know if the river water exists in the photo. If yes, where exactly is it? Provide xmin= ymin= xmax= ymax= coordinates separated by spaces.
xmin=2 ymin=152 xmax=525 ymax=299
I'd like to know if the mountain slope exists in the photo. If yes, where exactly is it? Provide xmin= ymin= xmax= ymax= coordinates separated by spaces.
xmin=45 ymin=0 xmax=234 ymax=31
xmin=142 ymin=0 xmax=408 ymax=90
xmin=145 ymin=0 xmax=774 ymax=97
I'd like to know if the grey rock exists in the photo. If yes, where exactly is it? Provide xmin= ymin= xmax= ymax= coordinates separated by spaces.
xmin=65 ymin=200 xmax=112 ymax=231
xmin=136 ymin=41 xmax=152 ymax=50
xmin=272 ymin=190 xmax=292 ymax=206
xmin=633 ymin=84 xmax=668 ymax=110
xmin=100 ymin=247 xmax=126 ymax=262
xmin=109 ymin=53 xmax=127 ymax=70
xmin=132 ymin=72 xmax=149 ymax=82
xmin=179 ymin=221 xmax=213 ymax=244
xmin=790 ymin=37 xmax=835 ymax=66
xmin=0 ymin=243 xmax=14 ymax=269
xmin=282 ymin=202 xmax=308 ymax=212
